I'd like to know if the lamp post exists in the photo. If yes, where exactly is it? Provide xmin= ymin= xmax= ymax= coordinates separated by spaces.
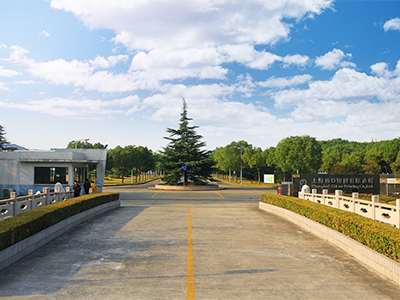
xmin=233 ymin=146 xmax=243 ymax=184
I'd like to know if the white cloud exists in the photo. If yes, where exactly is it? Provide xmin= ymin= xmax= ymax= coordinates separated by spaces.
xmin=371 ymin=62 xmax=391 ymax=78
xmin=0 ymin=82 xmax=8 ymax=91
xmin=272 ymin=67 xmax=400 ymax=124
xmin=51 ymin=0 xmax=333 ymax=51
xmin=258 ymin=74 xmax=312 ymax=88
xmin=39 ymin=30 xmax=50 ymax=37
xmin=383 ymin=17 xmax=400 ymax=31
xmin=0 ymin=95 xmax=141 ymax=117
xmin=315 ymin=48 xmax=355 ymax=70
xmin=0 ymin=66 xmax=20 ymax=77
xmin=371 ymin=61 xmax=400 ymax=78
xmin=283 ymin=54 xmax=310 ymax=67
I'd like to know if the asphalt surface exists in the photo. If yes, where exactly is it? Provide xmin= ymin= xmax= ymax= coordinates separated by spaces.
xmin=1 ymin=179 xmax=400 ymax=299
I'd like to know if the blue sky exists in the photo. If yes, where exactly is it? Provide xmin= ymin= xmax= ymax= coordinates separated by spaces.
xmin=1 ymin=0 xmax=400 ymax=152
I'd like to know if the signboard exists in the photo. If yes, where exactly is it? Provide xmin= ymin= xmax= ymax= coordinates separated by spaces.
xmin=292 ymin=174 xmax=380 ymax=197
xmin=264 ymin=174 xmax=274 ymax=184
xmin=387 ymin=178 xmax=400 ymax=184
xmin=182 ymin=165 xmax=187 ymax=171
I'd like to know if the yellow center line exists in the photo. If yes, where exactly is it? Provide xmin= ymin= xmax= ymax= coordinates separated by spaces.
xmin=215 ymin=192 xmax=225 ymax=199
xmin=151 ymin=191 xmax=161 ymax=198
xmin=187 ymin=207 xmax=195 ymax=300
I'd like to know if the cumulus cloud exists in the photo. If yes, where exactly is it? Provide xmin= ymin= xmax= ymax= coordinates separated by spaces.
xmin=315 ymin=48 xmax=355 ymax=70
xmin=258 ymin=74 xmax=312 ymax=88
xmin=283 ymin=54 xmax=310 ymax=67
xmin=383 ymin=17 xmax=400 ymax=31
xmin=51 ymin=0 xmax=333 ymax=51
xmin=0 ymin=66 xmax=20 ymax=77
xmin=271 ymin=67 xmax=400 ymax=125
xmin=0 ymin=95 xmax=141 ymax=117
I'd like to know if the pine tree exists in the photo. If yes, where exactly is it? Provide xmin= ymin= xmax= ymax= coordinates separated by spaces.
xmin=0 ymin=125 xmax=9 ymax=151
xmin=160 ymin=99 xmax=214 ymax=185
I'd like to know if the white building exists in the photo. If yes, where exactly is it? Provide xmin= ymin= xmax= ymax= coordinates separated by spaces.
xmin=0 ymin=149 xmax=107 ymax=196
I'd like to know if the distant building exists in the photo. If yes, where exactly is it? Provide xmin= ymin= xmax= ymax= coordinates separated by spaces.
xmin=0 ymin=149 xmax=107 ymax=196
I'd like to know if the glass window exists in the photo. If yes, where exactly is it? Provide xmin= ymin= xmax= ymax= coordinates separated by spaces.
xmin=34 ymin=167 xmax=68 ymax=184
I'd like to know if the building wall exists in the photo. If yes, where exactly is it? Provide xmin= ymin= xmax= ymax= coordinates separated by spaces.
xmin=0 ymin=149 xmax=107 ymax=196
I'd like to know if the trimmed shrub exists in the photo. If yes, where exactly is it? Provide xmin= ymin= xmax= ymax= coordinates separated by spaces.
xmin=261 ymin=194 xmax=400 ymax=262
xmin=0 ymin=193 xmax=119 ymax=252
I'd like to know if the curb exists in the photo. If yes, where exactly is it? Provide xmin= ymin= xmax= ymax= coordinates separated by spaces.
xmin=0 ymin=200 xmax=121 ymax=271
xmin=149 ymin=184 xmax=225 ymax=191
xmin=259 ymin=201 xmax=400 ymax=285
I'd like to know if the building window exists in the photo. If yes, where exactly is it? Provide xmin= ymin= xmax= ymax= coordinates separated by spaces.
xmin=34 ymin=167 xmax=68 ymax=184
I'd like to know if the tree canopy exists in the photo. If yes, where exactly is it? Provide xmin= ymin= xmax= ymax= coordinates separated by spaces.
xmin=275 ymin=135 xmax=322 ymax=178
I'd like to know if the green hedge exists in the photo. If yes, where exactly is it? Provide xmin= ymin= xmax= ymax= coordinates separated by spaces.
xmin=0 ymin=193 xmax=119 ymax=252
xmin=261 ymin=194 xmax=400 ymax=263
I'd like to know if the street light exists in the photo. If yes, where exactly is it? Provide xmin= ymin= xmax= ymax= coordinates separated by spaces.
xmin=233 ymin=146 xmax=243 ymax=184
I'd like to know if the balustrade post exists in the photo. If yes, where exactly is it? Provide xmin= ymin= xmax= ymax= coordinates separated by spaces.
xmin=312 ymin=189 xmax=317 ymax=202
xmin=371 ymin=195 xmax=379 ymax=220
xmin=322 ymin=189 xmax=328 ymax=205
xmin=351 ymin=192 xmax=358 ymax=212
xmin=43 ymin=187 xmax=49 ymax=206
xmin=397 ymin=199 xmax=400 ymax=228
xmin=28 ymin=189 xmax=34 ymax=211
xmin=65 ymin=186 xmax=71 ymax=199
xmin=55 ymin=187 xmax=61 ymax=202
xmin=11 ymin=192 xmax=17 ymax=216
xmin=335 ymin=190 xmax=342 ymax=209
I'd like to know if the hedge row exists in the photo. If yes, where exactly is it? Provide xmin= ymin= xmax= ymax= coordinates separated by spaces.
xmin=0 ymin=193 xmax=119 ymax=252
xmin=261 ymin=194 xmax=400 ymax=263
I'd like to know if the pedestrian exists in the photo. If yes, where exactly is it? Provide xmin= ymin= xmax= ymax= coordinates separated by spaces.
xmin=73 ymin=181 xmax=81 ymax=197
xmin=83 ymin=178 xmax=91 ymax=195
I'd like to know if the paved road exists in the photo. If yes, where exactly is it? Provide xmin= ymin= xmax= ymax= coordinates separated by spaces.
xmin=1 ymin=180 xmax=400 ymax=299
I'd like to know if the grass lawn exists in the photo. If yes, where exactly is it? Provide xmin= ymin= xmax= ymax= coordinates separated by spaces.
xmin=103 ymin=176 xmax=161 ymax=186
xmin=214 ymin=177 xmax=277 ymax=188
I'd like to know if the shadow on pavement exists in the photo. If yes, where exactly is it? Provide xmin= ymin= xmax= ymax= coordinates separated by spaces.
xmin=0 ymin=205 xmax=150 ymax=298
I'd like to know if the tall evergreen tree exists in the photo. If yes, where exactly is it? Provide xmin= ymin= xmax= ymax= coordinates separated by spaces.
xmin=160 ymin=99 xmax=214 ymax=185
xmin=0 ymin=125 xmax=9 ymax=151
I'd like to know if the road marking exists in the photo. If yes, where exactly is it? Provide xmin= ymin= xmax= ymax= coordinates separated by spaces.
xmin=151 ymin=191 xmax=161 ymax=198
xmin=215 ymin=192 xmax=225 ymax=199
xmin=187 ymin=207 xmax=195 ymax=300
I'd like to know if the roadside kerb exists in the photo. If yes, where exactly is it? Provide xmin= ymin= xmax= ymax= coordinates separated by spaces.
xmin=0 ymin=200 xmax=120 ymax=271
xmin=149 ymin=183 xmax=224 ymax=191
xmin=259 ymin=201 xmax=400 ymax=285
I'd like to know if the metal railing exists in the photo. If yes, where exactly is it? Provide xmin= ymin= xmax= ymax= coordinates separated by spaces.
xmin=299 ymin=189 xmax=400 ymax=228
xmin=0 ymin=187 xmax=74 ymax=220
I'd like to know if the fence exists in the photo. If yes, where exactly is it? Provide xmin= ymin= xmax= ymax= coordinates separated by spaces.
xmin=0 ymin=187 xmax=74 ymax=220
xmin=299 ymin=189 xmax=400 ymax=228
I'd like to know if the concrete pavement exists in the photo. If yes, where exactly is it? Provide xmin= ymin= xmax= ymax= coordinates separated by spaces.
xmin=0 ymin=180 xmax=399 ymax=299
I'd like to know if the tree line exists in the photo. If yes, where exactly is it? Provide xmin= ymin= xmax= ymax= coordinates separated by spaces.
xmin=213 ymin=136 xmax=400 ymax=184
xmin=66 ymin=140 xmax=157 ymax=183
xmin=2 ymin=123 xmax=400 ymax=185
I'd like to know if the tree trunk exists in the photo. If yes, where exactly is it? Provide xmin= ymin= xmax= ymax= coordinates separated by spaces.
xmin=257 ymin=168 xmax=261 ymax=185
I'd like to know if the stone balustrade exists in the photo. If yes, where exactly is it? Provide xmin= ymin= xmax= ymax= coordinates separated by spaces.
xmin=299 ymin=189 xmax=400 ymax=228
xmin=0 ymin=187 xmax=74 ymax=220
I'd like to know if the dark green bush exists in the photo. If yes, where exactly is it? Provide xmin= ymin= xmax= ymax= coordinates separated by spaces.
xmin=261 ymin=194 xmax=400 ymax=262
xmin=0 ymin=193 xmax=119 ymax=252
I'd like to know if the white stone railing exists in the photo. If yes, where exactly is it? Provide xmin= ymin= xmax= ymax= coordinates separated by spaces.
xmin=0 ymin=187 xmax=74 ymax=220
xmin=299 ymin=189 xmax=400 ymax=228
